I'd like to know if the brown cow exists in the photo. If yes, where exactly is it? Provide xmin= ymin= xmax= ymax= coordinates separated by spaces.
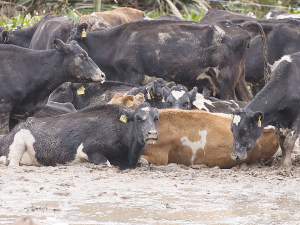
xmin=79 ymin=7 xmax=146 ymax=31
xmin=107 ymin=92 xmax=144 ymax=110
xmin=142 ymin=110 xmax=279 ymax=169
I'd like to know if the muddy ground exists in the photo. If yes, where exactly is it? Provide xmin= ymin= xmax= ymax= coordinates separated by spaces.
xmin=1 ymin=151 xmax=300 ymax=225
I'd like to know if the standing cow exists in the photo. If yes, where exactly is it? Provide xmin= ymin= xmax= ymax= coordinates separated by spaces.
xmin=68 ymin=19 xmax=268 ymax=101
xmin=1 ymin=103 xmax=158 ymax=170
xmin=229 ymin=52 xmax=300 ymax=168
xmin=0 ymin=39 xmax=105 ymax=134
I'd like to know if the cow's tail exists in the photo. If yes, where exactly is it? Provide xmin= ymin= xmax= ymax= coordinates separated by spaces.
xmin=238 ymin=21 xmax=269 ymax=84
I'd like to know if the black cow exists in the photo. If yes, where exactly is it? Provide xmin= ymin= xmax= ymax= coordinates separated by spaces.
xmin=49 ymin=81 xmax=135 ymax=110
xmin=127 ymin=78 xmax=170 ymax=109
xmin=1 ymin=103 xmax=159 ymax=170
xmin=201 ymin=9 xmax=300 ymax=95
xmin=33 ymin=101 xmax=77 ymax=118
xmin=67 ymin=19 xmax=268 ymax=101
xmin=0 ymin=14 xmax=55 ymax=47
xmin=229 ymin=52 xmax=300 ymax=168
xmin=29 ymin=15 xmax=76 ymax=50
xmin=0 ymin=39 xmax=105 ymax=134
xmin=165 ymin=84 xmax=247 ymax=112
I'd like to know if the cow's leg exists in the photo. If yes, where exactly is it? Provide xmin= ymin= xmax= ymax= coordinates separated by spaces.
xmin=88 ymin=152 xmax=111 ymax=166
xmin=7 ymin=134 xmax=26 ymax=167
xmin=218 ymin=76 xmax=236 ymax=100
xmin=0 ymin=107 xmax=11 ymax=135
xmin=282 ymin=123 xmax=300 ymax=168
xmin=235 ymin=80 xmax=253 ymax=102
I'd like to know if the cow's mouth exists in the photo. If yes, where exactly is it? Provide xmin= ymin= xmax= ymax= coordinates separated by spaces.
xmin=146 ymin=138 xmax=157 ymax=145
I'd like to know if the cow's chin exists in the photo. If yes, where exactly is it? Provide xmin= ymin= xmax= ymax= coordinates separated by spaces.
xmin=146 ymin=139 xmax=157 ymax=145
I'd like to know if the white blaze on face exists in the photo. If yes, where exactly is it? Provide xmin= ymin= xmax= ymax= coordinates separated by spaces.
xmin=180 ymin=130 xmax=207 ymax=165
xmin=233 ymin=115 xmax=241 ymax=126
xmin=141 ymin=107 xmax=150 ymax=112
xmin=73 ymin=143 xmax=89 ymax=163
xmin=269 ymin=55 xmax=293 ymax=73
xmin=171 ymin=90 xmax=185 ymax=100
xmin=192 ymin=93 xmax=214 ymax=112
xmin=8 ymin=129 xmax=39 ymax=167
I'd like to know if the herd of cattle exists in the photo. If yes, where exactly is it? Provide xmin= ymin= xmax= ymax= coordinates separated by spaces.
xmin=0 ymin=7 xmax=300 ymax=169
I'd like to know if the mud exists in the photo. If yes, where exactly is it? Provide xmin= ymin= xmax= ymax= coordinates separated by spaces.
xmin=1 ymin=152 xmax=300 ymax=225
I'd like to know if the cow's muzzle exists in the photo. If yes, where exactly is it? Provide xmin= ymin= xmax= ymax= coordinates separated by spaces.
xmin=145 ymin=130 xmax=158 ymax=145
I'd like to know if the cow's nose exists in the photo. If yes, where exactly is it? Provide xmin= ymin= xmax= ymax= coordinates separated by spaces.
xmin=148 ymin=130 xmax=158 ymax=135
xmin=101 ymin=73 xmax=105 ymax=79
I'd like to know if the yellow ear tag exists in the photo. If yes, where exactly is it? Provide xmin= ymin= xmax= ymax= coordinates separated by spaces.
xmin=4 ymin=37 xmax=6 ymax=43
xmin=120 ymin=114 xmax=127 ymax=123
xmin=147 ymin=91 xmax=151 ymax=100
xmin=231 ymin=114 xmax=234 ymax=119
xmin=81 ymin=28 xmax=87 ymax=38
xmin=126 ymin=100 xmax=133 ymax=108
xmin=162 ymin=97 xmax=165 ymax=103
xmin=151 ymin=94 xmax=154 ymax=99
xmin=77 ymin=85 xmax=85 ymax=95
xmin=258 ymin=115 xmax=261 ymax=127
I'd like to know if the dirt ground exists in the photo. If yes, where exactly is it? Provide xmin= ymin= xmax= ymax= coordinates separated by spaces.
xmin=1 ymin=150 xmax=300 ymax=225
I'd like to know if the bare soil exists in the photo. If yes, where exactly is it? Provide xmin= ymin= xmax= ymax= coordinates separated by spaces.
xmin=1 ymin=151 xmax=300 ymax=225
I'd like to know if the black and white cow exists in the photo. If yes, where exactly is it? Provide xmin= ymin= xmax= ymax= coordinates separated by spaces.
xmin=0 ymin=39 xmax=105 ymax=134
xmin=229 ymin=52 xmax=300 ymax=168
xmin=201 ymin=9 xmax=300 ymax=95
xmin=0 ymin=103 xmax=159 ymax=170
xmin=29 ymin=15 xmax=76 ymax=50
xmin=165 ymin=84 xmax=247 ymax=112
xmin=67 ymin=19 xmax=268 ymax=101
xmin=49 ymin=81 xmax=135 ymax=110
xmin=127 ymin=78 xmax=170 ymax=109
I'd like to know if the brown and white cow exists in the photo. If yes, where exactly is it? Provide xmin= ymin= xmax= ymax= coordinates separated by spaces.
xmin=79 ymin=7 xmax=146 ymax=31
xmin=142 ymin=109 xmax=279 ymax=168
xmin=107 ymin=93 xmax=145 ymax=110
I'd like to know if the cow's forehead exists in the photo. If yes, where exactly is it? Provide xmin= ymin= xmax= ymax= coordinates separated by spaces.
xmin=171 ymin=90 xmax=186 ymax=100
xmin=233 ymin=115 xmax=241 ymax=126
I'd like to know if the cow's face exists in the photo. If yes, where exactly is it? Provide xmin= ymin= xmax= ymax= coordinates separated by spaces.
xmin=49 ymin=82 xmax=74 ymax=103
xmin=53 ymin=39 xmax=105 ymax=83
xmin=229 ymin=107 xmax=264 ymax=161
xmin=133 ymin=102 xmax=159 ymax=146
xmin=144 ymin=78 xmax=169 ymax=109
xmin=166 ymin=85 xmax=197 ymax=110
xmin=0 ymin=30 xmax=9 ymax=44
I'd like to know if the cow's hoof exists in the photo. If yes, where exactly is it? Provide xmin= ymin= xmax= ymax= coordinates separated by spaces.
xmin=138 ymin=157 xmax=149 ymax=167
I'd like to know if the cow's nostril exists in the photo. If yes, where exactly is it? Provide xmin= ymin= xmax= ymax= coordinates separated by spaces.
xmin=148 ymin=130 xmax=158 ymax=135
xmin=236 ymin=156 xmax=240 ymax=161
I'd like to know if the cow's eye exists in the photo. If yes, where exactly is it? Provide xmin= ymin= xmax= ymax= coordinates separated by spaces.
xmin=154 ymin=117 xmax=159 ymax=123
xmin=166 ymin=101 xmax=172 ymax=107
xmin=136 ymin=115 xmax=144 ymax=121
xmin=182 ymin=102 xmax=188 ymax=107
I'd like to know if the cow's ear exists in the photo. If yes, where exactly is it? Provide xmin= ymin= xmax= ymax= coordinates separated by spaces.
xmin=252 ymin=111 xmax=264 ymax=121
xmin=123 ymin=95 xmax=135 ymax=108
xmin=76 ymin=23 xmax=88 ymax=39
xmin=1 ymin=30 xmax=9 ymax=43
xmin=53 ymin=39 xmax=68 ymax=53
xmin=189 ymin=87 xmax=198 ymax=103
xmin=119 ymin=108 xmax=135 ymax=123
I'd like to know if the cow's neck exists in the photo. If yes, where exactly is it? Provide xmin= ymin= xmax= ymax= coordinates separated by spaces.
xmin=245 ymin=80 xmax=288 ymax=127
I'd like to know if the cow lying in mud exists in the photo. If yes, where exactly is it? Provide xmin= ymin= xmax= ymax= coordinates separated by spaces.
xmin=229 ymin=52 xmax=300 ymax=168
xmin=165 ymin=85 xmax=247 ymax=112
xmin=0 ymin=103 xmax=158 ymax=170
xmin=142 ymin=110 xmax=279 ymax=168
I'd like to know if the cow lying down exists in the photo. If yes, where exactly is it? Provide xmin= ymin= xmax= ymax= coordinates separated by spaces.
xmin=142 ymin=110 xmax=279 ymax=169
xmin=0 ymin=103 xmax=159 ymax=170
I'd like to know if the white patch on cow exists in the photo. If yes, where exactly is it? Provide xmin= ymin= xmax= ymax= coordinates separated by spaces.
xmin=230 ymin=100 xmax=239 ymax=107
xmin=291 ymin=131 xmax=295 ymax=136
xmin=265 ymin=12 xmax=272 ymax=19
xmin=212 ymin=67 xmax=220 ymax=77
xmin=171 ymin=90 xmax=185 ymax=100
xmin=265 ymin=125 xmax=275 ymax=130
xmin=269 ymin=55 xmax=293 ymax=73
xmin=158 ymin=33 xmax=171 ymax=44
xmin=212 ymin=25 xmax=225 ymax=46
xmin=192 ymin=93 xmax=214 ymax=112
xmin=141 ymin=107 xmax=150 ymax=112
xmin=180 ymin=130 xmax=207 ymax=165
xmin=91 ymin=12 xmax=96 ymax=16
xmin=233 ymin=115 xmax=241 ymax=126
xmin=105 ymin=160 xmax=112 ymax=167
xmin=8 ymin=129 xmax=40 ymax=167
xmin=277 ymin=14 xmax=300 ymax=19
xmin=73 ymin=143 xmax=89 ymax=163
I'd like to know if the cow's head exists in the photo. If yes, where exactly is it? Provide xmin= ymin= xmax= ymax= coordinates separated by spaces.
xmin=52 ymin=39 xmax=105 ymax=83
xmin=165 ymin=85 xmax=197 ymax=110
xmin=143 ymin=78 xmax=169 ymax=109
xmin=49 ymin=82 xmax=74 ymax=103
xmin=68 ymin=23 xmax=88 ymax=43
xmin=229 ymin=107 xmax=264 ymax=161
